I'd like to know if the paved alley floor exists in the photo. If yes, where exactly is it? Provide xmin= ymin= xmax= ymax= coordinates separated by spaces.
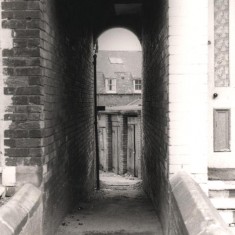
xmin=56 ymin=172 xmax=163 ymax=235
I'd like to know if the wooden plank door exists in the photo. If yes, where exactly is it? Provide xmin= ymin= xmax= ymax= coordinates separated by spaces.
xmin=127 ymin=124 xmax=136 ymax=176
xmin=112 ymin=126 xmax=119 ymax=174
xmin=99 ymin=127 xmax=107 ymax=170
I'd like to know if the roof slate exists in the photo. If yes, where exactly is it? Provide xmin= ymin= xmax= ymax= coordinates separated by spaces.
xmin=97 ymin=50 xmax=142 ymax=78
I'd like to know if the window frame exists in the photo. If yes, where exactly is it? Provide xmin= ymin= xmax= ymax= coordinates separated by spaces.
xmin=133 ymin=79 xmax=142 ymax=93
xmin=105 ymin=79 xmax=117 ymax=93
xmin=213 ymin=109 xmax=231 ymax=152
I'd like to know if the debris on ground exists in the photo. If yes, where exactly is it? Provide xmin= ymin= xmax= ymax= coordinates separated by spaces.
xmin=56 ymin=171 xmax=163 ymax=235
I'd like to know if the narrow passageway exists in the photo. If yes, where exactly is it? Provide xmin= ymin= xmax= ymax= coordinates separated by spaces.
xmin=56 ymin=172 xmax=163 ymax=235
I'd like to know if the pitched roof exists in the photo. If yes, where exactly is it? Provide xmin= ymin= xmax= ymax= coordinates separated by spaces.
xmin=97 ymin=50 xmax=142 ymax=78
xmin=127 ymin=98 xmax=142 ymax=106
xmin=104 ymin=99 xmax=142 ymax=113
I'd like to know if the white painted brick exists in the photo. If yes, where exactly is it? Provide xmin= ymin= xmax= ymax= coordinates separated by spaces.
xmin=169 ymin=45 xmax=208 ymax=56
xmin=168 ymin=0 xmax=208 ymax=179
xmin=169 ymin=63 xmax=207 ymax=75
xmin=169 ymin=25 xmax=207 ymax=36
xmin=169 ymin=0 xmax=208 ymax=11
xmin=2 ymin=166 xmax=16 ymax=186
xmin=169 ymin=164 xmax=191 ymax=174
xmin=169 ymin=53 xmax=208 ymax=65
xmin=169 ymin=155 xmax=191 ymax=165
xmin=219 ymin=211 xmax=234 ymax=224
xmin=169 ymin=35 xmax=207 ymax=47
xmin=169 ymin=74 xmax=207 ymax=85
xmin=169 ymin=145 xmax=192 ymax=155
xmin=169 ymin=8 xmax=208 ymax=18
xmin=169 ymin=15 xmax=208 ymax=28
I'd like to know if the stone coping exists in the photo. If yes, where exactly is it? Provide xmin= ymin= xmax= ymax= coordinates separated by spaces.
xmin=0 ymin=183 xmax=41 ymax=235
xmin=0 ymin=185 xmax=5 ymax=198
xmin=208 ymin=181 xmax=235 ymax=190
xmin=170 ymin=171 xmax=234 ymax=235
xmin=211 ymin=198 xmax=235 ymax=210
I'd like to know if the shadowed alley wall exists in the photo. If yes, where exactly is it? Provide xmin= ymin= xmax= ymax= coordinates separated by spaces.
xmin=41 ymin=1 xmax=95 ymax=234
xmin=142 ymin=0 xmax=170 ymax=234
xmin=1 ymin=0 xmax=95 ymax=234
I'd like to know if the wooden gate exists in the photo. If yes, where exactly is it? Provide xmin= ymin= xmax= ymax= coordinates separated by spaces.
xmin=112 ymin=126 xmax=119 ymax=174
xmin=99 ymin=127 xmax=107 ymax=170
xmin=127 ymin=123 xmax=139 ymax=177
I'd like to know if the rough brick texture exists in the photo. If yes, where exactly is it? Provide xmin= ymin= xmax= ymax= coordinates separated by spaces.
xmin=142 ymin=0 xmax=170 ymax=234
xmin=1 ymin=0 xmax=43 ymax=186
xmin=1 ymin=0 xmax=95 ymax=234
xmin=40 ymin=1 xmax=95 ymax=234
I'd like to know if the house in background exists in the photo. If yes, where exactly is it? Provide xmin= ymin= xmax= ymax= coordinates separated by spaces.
xmin=97 ymin=50 xmax=143 ymax=178
xmin=97 ymin=50 xmax=142 ymax=107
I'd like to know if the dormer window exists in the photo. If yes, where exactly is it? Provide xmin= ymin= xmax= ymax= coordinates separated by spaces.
xmin=134 ymin=79 xmax=142 ymax=93
xmin=105 ymin=79 xmax=116 ymax=93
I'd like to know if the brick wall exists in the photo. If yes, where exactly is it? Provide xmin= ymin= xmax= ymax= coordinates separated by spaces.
xmin=142 ymin=0 xmax=169 ymax=234
xmin=1 ymin=0 xmax=43 ymax=186
xmin=1 ymin=0 xmax=96 ymax=234
xmin=40 ymin=1 xmax=95 ymax=234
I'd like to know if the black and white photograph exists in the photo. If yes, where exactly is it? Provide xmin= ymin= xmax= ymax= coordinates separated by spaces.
xmin=0 ymin=0 xmax=234 ymax=234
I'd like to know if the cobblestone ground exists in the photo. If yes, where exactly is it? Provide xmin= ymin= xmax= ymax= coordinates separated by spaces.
xmin=56 ymin=172 xmax=163 ymax=235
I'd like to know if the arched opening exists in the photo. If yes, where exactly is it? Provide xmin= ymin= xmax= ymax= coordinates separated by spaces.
xmin=98 ymin=28 xmax=142 ymax=51
xmin=95 ymin=27 xmax=143 ymax=194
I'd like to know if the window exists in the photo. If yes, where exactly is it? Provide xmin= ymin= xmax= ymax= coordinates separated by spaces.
xmin=134 ymin=79 xmax=142 ymax=93
xmin=105 ymin=79 xmax=116 ymax=93
xmin=214 ymin=109 xmax=230 ymax=152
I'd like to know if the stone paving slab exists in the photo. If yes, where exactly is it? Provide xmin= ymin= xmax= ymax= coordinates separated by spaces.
xmin=56 ymin=173 xmax=163 ymax=235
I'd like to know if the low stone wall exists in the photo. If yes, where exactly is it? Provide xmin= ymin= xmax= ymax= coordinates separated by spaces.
xmin=170 ymin=171 xmax=233 ymax=235
xmin=0 ymin=184 xmax=42 ymax=235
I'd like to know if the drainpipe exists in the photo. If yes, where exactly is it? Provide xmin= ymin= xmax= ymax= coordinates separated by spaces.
xmin=93 ymin=42 xmax=100 ymax=190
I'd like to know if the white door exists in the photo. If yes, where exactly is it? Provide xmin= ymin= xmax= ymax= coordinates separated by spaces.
xmin=208 ymin=0 xmax=235 ymax=168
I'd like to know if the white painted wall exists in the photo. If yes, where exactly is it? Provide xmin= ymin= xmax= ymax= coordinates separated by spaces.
xmin=168 ymin=0 xmax=209 ymax=185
